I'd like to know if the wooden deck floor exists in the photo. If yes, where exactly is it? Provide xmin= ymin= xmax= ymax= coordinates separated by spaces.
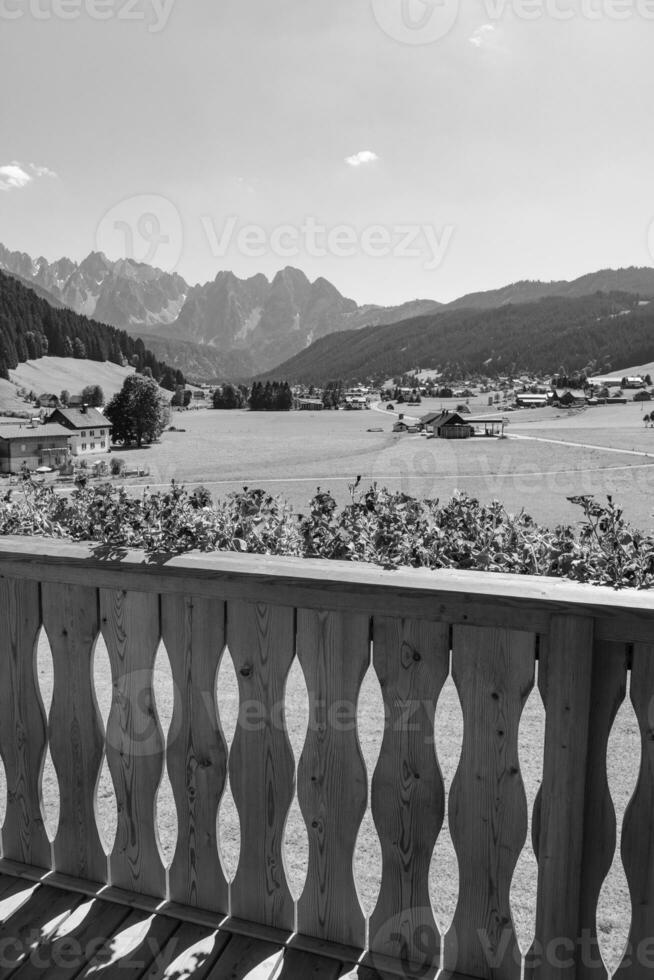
xmin=0 ymin=872 xmax=400 ymax=979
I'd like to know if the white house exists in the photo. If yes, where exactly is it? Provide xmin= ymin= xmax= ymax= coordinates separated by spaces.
xmin=46 ymin=406 xmax=112 ymax=456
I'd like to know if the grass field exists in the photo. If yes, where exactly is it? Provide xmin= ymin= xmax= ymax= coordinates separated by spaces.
xmin=107 ymin=398 xmax=654 ymax=531
xmin=0 ymin=357 xmax=136 ymax=415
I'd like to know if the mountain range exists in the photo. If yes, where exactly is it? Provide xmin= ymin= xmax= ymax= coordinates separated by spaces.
xmin=445 ymin=267 xmax=654 ymax=310
xmin=259 ymin=292 xmax=654 ymax=384
xmin=0 ymin=244 xmax=188 ymax=330
xmin=0 ymin=244 xmax=441 ymax=376
xmin=3 ymin=241 xmax=654 ymax=381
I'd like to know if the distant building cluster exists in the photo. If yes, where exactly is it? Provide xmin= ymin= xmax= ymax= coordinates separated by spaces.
xmin=292 ymin=384 xmax=374 ymax=411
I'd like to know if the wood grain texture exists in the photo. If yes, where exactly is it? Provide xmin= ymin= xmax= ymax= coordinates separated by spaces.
xmin=276 ymin=948 xmax=350 ymax=979
xmin=445 ymin=626 xmax=535 ymax=980
xmin=0 ymin=884 xmax=85 ymax=978
xmin=526 ymin=615 xmax=595 ymax=980
xmin=75 ymin=909 xmax=181 ymax=979
xmin=140 ymin=923 xmax=229 ymax=979
xmin=42 ymin=583 xmax=107 ymax=884
xmin=615 ymin=642 xmax=654 ymax=980
xmin=227 ymin=600 xmax=295 ymax=932
xmin=162 ymin=594 xmax=228 ymax=915
xmin=10 ymin=897 xmax=132 ymax=980
xmin=100 ymin=589 xmax=166 ymax=899
xmin=369 ymin=618 xmax=449 ymax=972
xmin=201 ymin=933 xmax=282 ymax=978
xmin=296 ymin=609 xmax=370 ymax=951
xmin=0 ymin=874 xmax=40 ymax=900
xmin=7 ymin=537 xmax=654 ymax=642
xmin=577 ymin=641 xmax=628 ymax=980
xmin=0 ymin=577 xmax=50 ymax=870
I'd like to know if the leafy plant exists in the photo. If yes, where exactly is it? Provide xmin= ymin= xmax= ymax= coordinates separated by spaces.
xmin=1 ymin=480 xmax=653 ymax=589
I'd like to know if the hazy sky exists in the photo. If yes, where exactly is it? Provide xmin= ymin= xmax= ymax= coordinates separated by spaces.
xmin=1 ymin=0 xmax=653 ymax=305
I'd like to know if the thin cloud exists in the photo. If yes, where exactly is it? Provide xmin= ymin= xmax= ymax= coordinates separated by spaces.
xmin=29 ymin=163 xmax=57 ymax=179
xmin=0 ymin=161 xmax=58 ymax=192
xmin=469 ymin=24 xmax=496 ymax=48
xmin=345 ymin=150 xmax=379 ymax=168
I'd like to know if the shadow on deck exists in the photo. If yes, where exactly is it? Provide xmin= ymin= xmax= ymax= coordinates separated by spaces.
xmin=0 ymin=871 xmax=370 ymax=980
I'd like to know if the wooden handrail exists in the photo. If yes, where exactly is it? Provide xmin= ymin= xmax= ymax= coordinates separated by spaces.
xmin=1 ymin=536 xmax=654 ymax=639
xmin=0 ymin=537 xmax=653 ymax=979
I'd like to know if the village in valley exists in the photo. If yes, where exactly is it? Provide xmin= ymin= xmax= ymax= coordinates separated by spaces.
xmin=2 ymin=362 xmax=654 ymax=483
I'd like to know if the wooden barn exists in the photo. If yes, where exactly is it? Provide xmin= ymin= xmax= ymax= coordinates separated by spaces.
xmin=421 ymin=411 xmax=474 ymax=439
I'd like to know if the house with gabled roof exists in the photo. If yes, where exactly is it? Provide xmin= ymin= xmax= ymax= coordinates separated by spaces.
xmin=46 ymin=406 xmax=112 ymax=456
xmin=0 ymin=424 xmax=71 ymax=474
xmin=421 ymin=411 xmax=474 ymax=439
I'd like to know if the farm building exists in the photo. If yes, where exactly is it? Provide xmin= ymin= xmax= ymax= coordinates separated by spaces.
xmin=552 ymin=388 xmax=586 ymax=407
xmin=590 ymin=375 xmax=626 ymax=389
xmin=515 ymin=393 xmax=550 ymax=408
xmin=421 ymin=411 xmax=474 ymax=439
xmin=0 ymin=424 xmax=71 ymax=474
xmin=393 ymin=419 xmax=421 ymax=433
xmin=421 ymin=412 xmax=507 ymax=439
xmin=295 ymin=397 xmax=325 ymax=411
xmin=47 ymin=406 xmax=112 ymax=456
xmin=36 ymin=393 xmax=61 ymax=409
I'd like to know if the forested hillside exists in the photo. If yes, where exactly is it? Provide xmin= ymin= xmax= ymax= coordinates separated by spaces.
xmin=0 ymin=270 xmax=184 ymax=386
xmin=259 ymin=292 xmax=654 ymax=383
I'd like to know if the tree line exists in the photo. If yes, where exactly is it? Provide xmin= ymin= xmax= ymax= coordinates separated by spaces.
xmin=212 ymin=381 xmax=293 ymax=411
xmin=0 ymin=270 xmax=185 ymax=388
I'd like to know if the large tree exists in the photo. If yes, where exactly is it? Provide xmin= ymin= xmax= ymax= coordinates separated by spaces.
xmin=81 ymin=384 xmax=104 ymax=407
xmin=213 ymin=383 xmax=245 ymax=409
xmin=105 ymin=374 xmax=170 ymax=447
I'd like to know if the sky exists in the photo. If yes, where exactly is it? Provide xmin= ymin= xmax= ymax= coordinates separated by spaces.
xmin=1 ymin=0 xmax=654 ymax=306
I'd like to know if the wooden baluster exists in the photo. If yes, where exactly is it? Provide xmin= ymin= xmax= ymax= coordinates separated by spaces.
xmin=368 ymin=617 xmax=449 ymax=975
xmin=101 ymin=589 xmax=166 ymax=899
xmin=42 ymin=583 xmax=107 ymax=884
xmin=526 ymin=615 xmax=598 ymax=980
xmin=444 ymin=626 xmax=535 ymax=980
xmin=0 ymin=577 xmax=50 ymax=869
xmin=296 ymin=609 xmax=370 ymax=951
xmin=162 ymin=594 xmax=228 ymax=915
xmin=577 ymin=641 xmax=628 ymax=980
xmin=228 ymin=600 xmax=296 ymax=932
xmin=615 ymin=642 xmax=654 ymax=980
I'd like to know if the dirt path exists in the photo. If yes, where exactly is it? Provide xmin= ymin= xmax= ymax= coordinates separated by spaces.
xmin=507 ymin=432 xmax=654 ymax=460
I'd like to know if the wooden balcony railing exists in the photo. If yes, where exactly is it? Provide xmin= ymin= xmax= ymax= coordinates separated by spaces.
xmin=0 ymin=537 xmax=653 ymax=978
